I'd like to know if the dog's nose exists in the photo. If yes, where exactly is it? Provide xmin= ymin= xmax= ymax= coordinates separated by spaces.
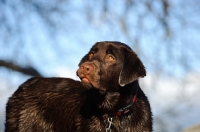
xmin=80 ymin=63 xmax=94 ymax=74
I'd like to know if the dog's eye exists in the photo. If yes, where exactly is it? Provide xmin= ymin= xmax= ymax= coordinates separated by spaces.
xmin=89 ymin=53 xmax=94 ymax=58
xmin=107 ymin=55 xmax=115 ymax=61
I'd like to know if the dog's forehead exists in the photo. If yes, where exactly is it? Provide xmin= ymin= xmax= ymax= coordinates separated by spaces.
xmin=91 ymin=42 xmax=128 ymax=53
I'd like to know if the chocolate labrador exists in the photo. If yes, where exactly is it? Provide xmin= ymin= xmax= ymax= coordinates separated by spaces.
xmin=5 ymin=41 xmax=152 ymax=132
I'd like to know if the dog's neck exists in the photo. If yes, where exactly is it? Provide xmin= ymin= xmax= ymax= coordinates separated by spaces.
xmin=80 ymin=81 xmax=139 ymax=118
xmin=99 ymin=81 xmax=139 ymax=113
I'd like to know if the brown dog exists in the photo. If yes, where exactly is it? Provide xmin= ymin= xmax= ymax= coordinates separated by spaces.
xmin=5 ymin=41 xmax=152 ymax=132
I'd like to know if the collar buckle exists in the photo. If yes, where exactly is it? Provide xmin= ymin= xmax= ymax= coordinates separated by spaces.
xmin=106 ymin=117 xmax=113 ymax=132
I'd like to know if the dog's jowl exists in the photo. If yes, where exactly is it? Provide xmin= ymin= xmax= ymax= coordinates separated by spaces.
xmin=5 ymin=41 xmax=152 ymax=132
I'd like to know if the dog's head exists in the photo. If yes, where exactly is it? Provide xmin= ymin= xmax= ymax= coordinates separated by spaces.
xmin=77 ymin=41 xmax=146 ymax=93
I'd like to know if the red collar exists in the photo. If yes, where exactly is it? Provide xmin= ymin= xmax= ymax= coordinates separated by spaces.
xmin=114 ymin=85 xmax=138 ymax=117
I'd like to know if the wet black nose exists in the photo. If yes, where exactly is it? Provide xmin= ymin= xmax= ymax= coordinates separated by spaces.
xmin=80 ymin=62 xmax=94 ymax=74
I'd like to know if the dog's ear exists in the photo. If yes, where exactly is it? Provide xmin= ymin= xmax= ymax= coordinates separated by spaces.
xmin=119 ymin=47 xmax=146 ymax=86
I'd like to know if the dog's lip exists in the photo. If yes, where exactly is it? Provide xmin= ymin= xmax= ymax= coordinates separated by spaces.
xmin=81 ymin=77 xmax=90 ymax=84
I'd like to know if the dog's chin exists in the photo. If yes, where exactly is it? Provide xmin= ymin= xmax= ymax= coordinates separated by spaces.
xmin=81 ymin=78 xmax=106 ymax=94
xmin=80 ymin=78 xmax=92 ymax=88
xmin=81 ymin=81 xmax=93 ymax=89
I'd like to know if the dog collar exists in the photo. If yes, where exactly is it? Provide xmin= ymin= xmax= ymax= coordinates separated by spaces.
xmin=106 ymin=86 xmax=138 ymax=131
xmin=114 ymin=85 xmax=138 ymax=117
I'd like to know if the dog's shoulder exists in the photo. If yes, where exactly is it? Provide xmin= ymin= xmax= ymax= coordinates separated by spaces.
xmin=8 ymin=77 xmax=86 ymax=105
xmin=18 ymin=77 xmax=83 ymax=91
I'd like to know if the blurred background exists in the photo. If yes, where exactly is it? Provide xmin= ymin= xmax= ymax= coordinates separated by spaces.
xmin=0 ymin=0 xmax=200 ymax=131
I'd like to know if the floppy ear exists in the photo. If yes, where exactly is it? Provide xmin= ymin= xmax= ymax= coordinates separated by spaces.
xmin=119 ymin=48 xmax=146 ymax=86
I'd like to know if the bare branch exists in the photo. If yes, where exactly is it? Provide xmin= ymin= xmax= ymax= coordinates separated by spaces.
xmin=0 ymin=60 xmax=43 ymax=77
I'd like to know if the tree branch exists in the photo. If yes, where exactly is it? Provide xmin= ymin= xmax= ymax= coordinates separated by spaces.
xmin=0 ymin=60 xmax=43 ymax=77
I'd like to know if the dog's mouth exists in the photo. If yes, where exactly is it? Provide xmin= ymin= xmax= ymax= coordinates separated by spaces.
xmin=80 ymin=76 xmax=106 ymax=94
xmin=79 ymin=76 xmax=98 ymax=89
xmin=77 ymin=61 xmax=106 ymax=93
xmin=78 ymin=72 xmax=101 ymax=90
xmin=81 ymin=77 xmax=90 ymax=84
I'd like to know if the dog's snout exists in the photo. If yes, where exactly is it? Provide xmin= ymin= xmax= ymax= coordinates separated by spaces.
xmin=81 ymin=63 xmax=94 ymax=74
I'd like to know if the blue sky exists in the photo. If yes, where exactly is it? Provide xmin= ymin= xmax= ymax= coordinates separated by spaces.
xmin=1 ymin=0 xmax=199 ymax=78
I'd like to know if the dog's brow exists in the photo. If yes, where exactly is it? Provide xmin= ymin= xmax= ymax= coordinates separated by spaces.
xmin=106 ymin=47 xmax=117 ymax=55
xmin=106 ymin=49 xmax=113 ymax=54
xmin=90 ymin=47 xmax=98 ymax=53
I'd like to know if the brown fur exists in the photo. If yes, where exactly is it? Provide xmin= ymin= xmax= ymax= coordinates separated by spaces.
xmin=5 ymin=41 xmax=152 ymax=132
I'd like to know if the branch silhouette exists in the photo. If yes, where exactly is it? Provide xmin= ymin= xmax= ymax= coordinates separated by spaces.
xmin=0 ymin=60 xmax=43 ymax=77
